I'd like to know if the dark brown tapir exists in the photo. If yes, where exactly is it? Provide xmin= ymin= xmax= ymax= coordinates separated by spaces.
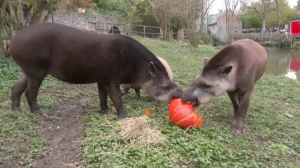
xmin=181 ymin=39 xmax=267 ymax=133
xmin=9 ymin=22 xmax=183 ymax=119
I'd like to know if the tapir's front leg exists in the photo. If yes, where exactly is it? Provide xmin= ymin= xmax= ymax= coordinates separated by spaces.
xmin=227 ymin=91 xmax=240 ymax=127
xmin=107 ymin=83 xmax=128 ymax=119
xmin=235 ymin=88 xmax=253 ymax=133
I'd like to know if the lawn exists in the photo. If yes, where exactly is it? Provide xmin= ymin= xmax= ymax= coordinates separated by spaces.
xmin=0 ymin=37 xmax=300 ymax=168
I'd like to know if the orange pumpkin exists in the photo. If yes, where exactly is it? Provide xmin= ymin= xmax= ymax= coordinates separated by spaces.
xmin=168 ymin=98 xmax=203 ymax=129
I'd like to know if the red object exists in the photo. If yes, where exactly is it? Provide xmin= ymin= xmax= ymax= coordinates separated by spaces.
xmin=168 ymin=98 xmax=203 ymax=129
xmin=290 ymin=58 xmax=300 ymax=72
xmin=290 ymin=20 xmax=300 ymax=37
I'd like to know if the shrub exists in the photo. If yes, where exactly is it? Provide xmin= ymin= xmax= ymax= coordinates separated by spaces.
xmin=200 ymin=31 xmax=212 ymax=44
xmin=275 ymin=36 xmax=290 ymax=48
xmin=211 ymin=34 xmax=221 ymax=46
xmin=290 ymin=41 xmax=300 ymax=50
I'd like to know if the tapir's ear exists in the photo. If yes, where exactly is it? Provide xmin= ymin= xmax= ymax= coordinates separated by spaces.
xmin=221 ymin=65 xmax=233 ymax=75
xmin=204 ymin=57 xmax=209 ymax=65
xmin=148 ymin=62 xmax=158 ymax=77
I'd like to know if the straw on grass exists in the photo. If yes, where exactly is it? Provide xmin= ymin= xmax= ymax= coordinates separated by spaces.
xmin=118 ymin=115 xmax=166 ymax=147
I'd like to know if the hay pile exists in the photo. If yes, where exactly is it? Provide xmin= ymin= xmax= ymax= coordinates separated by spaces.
xmin=118 ymin=115 xmax=166 ymax=147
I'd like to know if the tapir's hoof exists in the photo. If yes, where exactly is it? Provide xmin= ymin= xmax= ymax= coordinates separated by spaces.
xmin=235 ymin=125 xmax=246 ymax=134
xmin=118 ymin=113 xmax=127 ymax=119
xmin=100 ymin=108 xmax=112 ymax=115
xmin=37 ymin=110 xmax=49 ymax=118
xmin=12 ymin=107 xmax=22 ymax=113
xmin=235 ymin=129 xmax=245 ymax=134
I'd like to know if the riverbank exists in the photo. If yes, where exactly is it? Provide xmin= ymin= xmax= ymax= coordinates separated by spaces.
xmin=234 ymin=32 xmax=296 ymax=49
xmin=0 ymin=37 xmax=299 ymax=167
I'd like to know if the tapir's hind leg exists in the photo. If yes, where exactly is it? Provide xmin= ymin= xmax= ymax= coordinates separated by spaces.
xmin=97 ymin=83 xmax=112 ymax=114
xmin=25 ymin=76 xmax=48 ymax=118
xmin=11 ymin=74 xmax=28 ymax=112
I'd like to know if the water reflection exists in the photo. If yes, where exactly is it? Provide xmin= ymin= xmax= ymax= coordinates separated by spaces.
xmin=264 ymin=46 xmax=300 ymax=81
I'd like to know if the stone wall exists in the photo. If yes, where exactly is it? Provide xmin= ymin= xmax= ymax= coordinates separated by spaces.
xmin=43 ymin=10 xmax=127 ymax=35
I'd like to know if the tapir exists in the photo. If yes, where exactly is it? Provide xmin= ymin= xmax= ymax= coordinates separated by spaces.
xmin=9 ymin=22 xmax=183 ymax=119
xmin=122 ymin=56 xmax=173 ymax=99
xmin=181 ymin=39 xmax=267 ymax=133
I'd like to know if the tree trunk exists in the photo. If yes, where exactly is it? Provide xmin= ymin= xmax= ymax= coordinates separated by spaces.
xmin=276 ymin=11 xmax=281 ymax=33
xmin=274 ymin=0 xmax=281 ymax=33
xmin=262 ymin=15 xmax=266 ymax=33
xmin=17 ymin=0 xmax=24 ymax=30
xmin=43 ymin=10 xmax=52 ymax=22
xmin=0 ymin=0 xmax=9 ymax=60
xmin=0 ymin=28 xmax=5 ymax=60
xmin=30 ymin=0 xmax=48 ymax=25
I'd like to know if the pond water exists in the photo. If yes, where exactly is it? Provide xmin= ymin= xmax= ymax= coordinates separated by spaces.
xmin=264 ymin=46 xmax=300 ymax=81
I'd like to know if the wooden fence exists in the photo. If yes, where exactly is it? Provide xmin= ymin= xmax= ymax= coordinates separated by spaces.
xmin=233 ymin=32 xmax=295 ymax=45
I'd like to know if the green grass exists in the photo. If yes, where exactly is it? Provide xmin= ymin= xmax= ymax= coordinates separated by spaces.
xmin=1 ymin=37 xmax=300 ymax=167
xmin=0 ymin=59 xmax=61 ymax=167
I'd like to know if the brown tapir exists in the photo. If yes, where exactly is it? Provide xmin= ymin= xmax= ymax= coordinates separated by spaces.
xmin=9 ymin=22 xmax=183 ymax=119
xmin=122 ymin=56 xmax=173 ymax=99
xmin=181 ymin=39 xmax=267 ymax=133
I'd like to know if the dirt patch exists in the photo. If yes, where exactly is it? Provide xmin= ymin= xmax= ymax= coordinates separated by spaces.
xmin=34 ymin=83 xmax=99 ymax=168
xmin=35 ymin=96 xmax=93 ymax=168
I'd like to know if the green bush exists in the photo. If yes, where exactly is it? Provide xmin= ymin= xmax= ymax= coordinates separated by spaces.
xmin=200 ymin=31 xmax=212 ymax=44
xmin=290 ymin=41 xmax=300 ymax=50
xmin=275 ymin=36 xmax=290 ymax=48
xmin=199 ymin=31 xmax=221 ymax=46
xmin=211 ymin=34 xmax=221 ymax=46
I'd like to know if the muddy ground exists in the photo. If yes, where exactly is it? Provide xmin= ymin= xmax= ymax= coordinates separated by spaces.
xmin=35 ymin=84 xmax=97 ymax=168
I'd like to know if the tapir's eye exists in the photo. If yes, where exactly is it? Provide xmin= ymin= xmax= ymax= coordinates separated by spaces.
xmin=201 ymin=84 xmax=211 ymax=89
xmin=163 ymin=86 xmax=172 ymax=90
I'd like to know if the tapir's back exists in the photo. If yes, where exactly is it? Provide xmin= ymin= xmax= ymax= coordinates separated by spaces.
xmin=8 ymin=22 xmax=134 ymax=83
xmin=231 ymin=39 xmax=268 ymax=82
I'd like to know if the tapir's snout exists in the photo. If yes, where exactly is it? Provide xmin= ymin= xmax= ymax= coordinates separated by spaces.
xmin=181 ymin=87 xmax=194 ymax=101
xmin=172 ymin=88 xmax=183 ymax=99
xmin=181 ymin=88 xmax=199 ymax=107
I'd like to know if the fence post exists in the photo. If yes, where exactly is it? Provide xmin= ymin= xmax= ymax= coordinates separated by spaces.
xmin=160 ymin=28 xmax=163 ymax=38
xmin=177 ymin=29 xmax=181 ymax=41
xmin=127 ymin=24 xmax=130 ymax=36
xmin=143 ymin=26 xmax=145 ymax=38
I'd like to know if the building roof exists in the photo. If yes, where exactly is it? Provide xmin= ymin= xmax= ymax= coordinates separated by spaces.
xmin=207 ymin=13 xmax=223 ymax=26
xmin=207 ymin=10 xmax=239 ymax=26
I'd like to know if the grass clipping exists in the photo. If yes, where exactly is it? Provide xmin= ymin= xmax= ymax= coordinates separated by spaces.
xmin=118 ymin=115 xmax=166 ymax=147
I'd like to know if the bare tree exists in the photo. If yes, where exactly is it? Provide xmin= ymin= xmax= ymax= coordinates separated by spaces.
xmin=180 ymin=0 xmax=215 ymax=46
xmin=271 ymin=0 xmax=280 ymax=33
xmin=146 ymin=0 xmax=180 ymax=40
xmin=0 ymin=0 xmax=14 ymax=60
xmin=222 ymin=0 xmax=244 ymax=43
xmin=0 ymin=0 xmax=6 ymax=58
xmin=30 ymin=0 xmax=59 ymax=25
